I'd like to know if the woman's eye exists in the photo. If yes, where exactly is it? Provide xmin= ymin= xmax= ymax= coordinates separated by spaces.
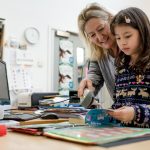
xmin=89 ymin=34 xmax=95 ymax=38
xmin=98 ymin=27 xmax=104 ymax=32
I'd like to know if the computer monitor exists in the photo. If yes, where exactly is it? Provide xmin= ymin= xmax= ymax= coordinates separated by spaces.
xmin=0 ymin=60 xmax=11 ymax=110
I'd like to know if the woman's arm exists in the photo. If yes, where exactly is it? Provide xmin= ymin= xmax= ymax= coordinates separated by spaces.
xmin=88 ymin=61 xmax=104 ymax=96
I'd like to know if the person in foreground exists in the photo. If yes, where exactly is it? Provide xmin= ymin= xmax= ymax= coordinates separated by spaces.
xmin=108 ymin=7 xmax=150 ymax=128
xmin=77 ymin=3 xmax=117 ymax=100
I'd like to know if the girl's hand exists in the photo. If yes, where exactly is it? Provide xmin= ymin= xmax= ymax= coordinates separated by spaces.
xmin=107 ymin=106 xmax=135 ymax=123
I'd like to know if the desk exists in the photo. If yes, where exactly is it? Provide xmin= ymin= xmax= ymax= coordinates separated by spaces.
xmin=1 ymin=131 xmax=150 ymax=150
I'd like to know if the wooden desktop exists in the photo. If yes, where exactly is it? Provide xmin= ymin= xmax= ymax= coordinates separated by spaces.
xmin=1 ymin=130 xmax=150 ymax=150
xmin=1 ymin=110 xmax=150 ymax=150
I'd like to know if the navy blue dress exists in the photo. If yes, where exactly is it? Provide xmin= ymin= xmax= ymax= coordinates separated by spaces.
xmin=112 ymin=65 xmax=150 ymax=128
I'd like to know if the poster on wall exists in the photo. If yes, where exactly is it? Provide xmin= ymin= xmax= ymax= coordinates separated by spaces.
xmin=59 ymin=39 xmax=74 ymax=95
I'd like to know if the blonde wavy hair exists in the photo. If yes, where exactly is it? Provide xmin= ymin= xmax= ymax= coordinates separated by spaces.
xmin=78 ymin=3 xmax=113 ymax=60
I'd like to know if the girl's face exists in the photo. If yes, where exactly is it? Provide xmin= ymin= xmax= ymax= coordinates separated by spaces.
xmin=114 ymin=25 xmax=141 ymax=59
xmin=85 ymin=18 xmax=115 ymax=49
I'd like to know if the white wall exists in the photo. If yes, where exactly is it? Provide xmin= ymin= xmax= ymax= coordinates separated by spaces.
xmin=0 ymin=0 xmax=150 ymax=94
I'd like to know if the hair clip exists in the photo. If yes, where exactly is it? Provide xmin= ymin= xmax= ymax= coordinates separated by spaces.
xmin=125 ymin=16 xmax=131 ymax=23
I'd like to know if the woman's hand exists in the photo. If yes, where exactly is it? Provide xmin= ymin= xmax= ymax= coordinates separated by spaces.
xmin=78 ymin=79 xmax=95 ymax=97
xmin=107 ymin=106 xmax=135 ymax=123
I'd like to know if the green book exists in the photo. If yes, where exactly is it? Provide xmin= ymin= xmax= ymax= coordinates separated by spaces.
xmin=44 ymin=126 xmax=150 ymax=145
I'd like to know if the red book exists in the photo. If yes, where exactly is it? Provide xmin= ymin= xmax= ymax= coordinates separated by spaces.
xmin=10 ymin=127 xmax=42 ymax=135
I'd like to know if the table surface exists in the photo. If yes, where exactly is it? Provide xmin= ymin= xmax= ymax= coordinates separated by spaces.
xmin=1 ymin=131 xmax=150 ymax=150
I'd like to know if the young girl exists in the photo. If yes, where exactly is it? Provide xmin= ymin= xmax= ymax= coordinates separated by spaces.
xmin=108 ymin=7 xmax=150 ymax=128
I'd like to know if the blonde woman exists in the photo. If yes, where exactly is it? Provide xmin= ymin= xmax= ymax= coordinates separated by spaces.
xmin=77 ymin=3 xmax=118 ymax=101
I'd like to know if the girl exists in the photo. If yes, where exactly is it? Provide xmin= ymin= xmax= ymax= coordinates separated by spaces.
xmin=108 ymin=7 xmax=150 ymax=128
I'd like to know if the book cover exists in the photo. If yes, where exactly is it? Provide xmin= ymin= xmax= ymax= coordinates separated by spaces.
xmin=69 ymin=109 xmax=118 ymax=126
xmin=44 ymin=126 xmax=150 ymax=145
xmin=10 ymin=127 xmax=43 ymax=135
xmin=44 ymin=109 xmax=150 ymax=145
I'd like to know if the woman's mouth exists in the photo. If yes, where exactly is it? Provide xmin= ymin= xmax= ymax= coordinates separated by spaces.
xmin=101 ymin=37 xmax=109 ymax=44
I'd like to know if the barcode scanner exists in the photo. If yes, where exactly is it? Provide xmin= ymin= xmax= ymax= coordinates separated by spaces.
xmin=80 ymin=89 xmax=94 ymax=108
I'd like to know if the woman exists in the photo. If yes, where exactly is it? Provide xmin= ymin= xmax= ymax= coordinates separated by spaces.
xmin=77 ymin=3 xmax=118 ymax=101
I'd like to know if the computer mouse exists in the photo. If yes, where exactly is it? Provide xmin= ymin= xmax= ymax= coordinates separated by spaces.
xmin=41 ymin=113 xmax=59 ymax=119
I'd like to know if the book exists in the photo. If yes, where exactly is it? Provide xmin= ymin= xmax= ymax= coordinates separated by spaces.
xmin=44 ymin=126 xmax=150 ymax=145
xmin=9 ymin=122 xmax=73 ymax=135
xmin=0 ymin=120 xmax=20 ymax=127
xmin=20 ymin=118 xmax=68 ymax=125
xmin=10 ymin=127 xmax=42 ymax=135
xmin=44 ymin=109 xmax=150 ymax=145
xmin=69 ymin=114 xmax=85 ymax=125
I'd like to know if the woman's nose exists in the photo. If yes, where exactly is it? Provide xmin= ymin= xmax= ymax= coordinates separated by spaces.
xmin=96 ymin=33 xmax=104 ymax=42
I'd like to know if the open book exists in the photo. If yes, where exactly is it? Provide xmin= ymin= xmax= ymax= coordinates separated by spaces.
xmin=44 ymin=126 xmax=150 ymax=145
xmin=44 ymin=109 xmax=150 ymax=145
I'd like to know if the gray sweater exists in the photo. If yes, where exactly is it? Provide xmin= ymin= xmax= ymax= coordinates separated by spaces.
xmin=88 ymin=54 xmax=115 ymax=100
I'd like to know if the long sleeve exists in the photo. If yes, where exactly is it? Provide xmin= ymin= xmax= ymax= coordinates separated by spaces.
xmin=132 ymin=104 xmax=150 ymax=127
xmin=112 ymin=66 xmax=150 ymax=128
xmin=87 ymin=61 xmax=104 ymax=96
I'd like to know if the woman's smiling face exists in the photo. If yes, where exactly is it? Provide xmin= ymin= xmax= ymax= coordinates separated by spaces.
xmin=85 ymin=17 xmax=115 ymax=49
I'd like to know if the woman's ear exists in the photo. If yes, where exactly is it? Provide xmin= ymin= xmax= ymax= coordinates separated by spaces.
xmin=109 ymin=15 xmax=114 ymax=23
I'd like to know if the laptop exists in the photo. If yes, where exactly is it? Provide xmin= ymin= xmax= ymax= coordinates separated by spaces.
xmin=0 ymin=60 xmax=11 ymax=110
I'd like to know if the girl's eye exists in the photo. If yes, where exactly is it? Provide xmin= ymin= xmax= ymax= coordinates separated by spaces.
xmin=115 ymin=37 xmax=120 ymax=40
xmin=125 ymin=35 xmax=131 ymax=38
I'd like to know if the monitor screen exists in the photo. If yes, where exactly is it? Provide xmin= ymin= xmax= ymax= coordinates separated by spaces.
xmin=0 ymin=61 xmax=10 ymax=106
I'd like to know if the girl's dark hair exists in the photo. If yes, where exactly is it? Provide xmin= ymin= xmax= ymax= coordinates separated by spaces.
xmin=110 ymin=7 xmax=150 ymax=72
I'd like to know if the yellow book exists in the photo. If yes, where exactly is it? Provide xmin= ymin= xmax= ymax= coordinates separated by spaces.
xmin=69 ymin=114 xmax=85 ymax=125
